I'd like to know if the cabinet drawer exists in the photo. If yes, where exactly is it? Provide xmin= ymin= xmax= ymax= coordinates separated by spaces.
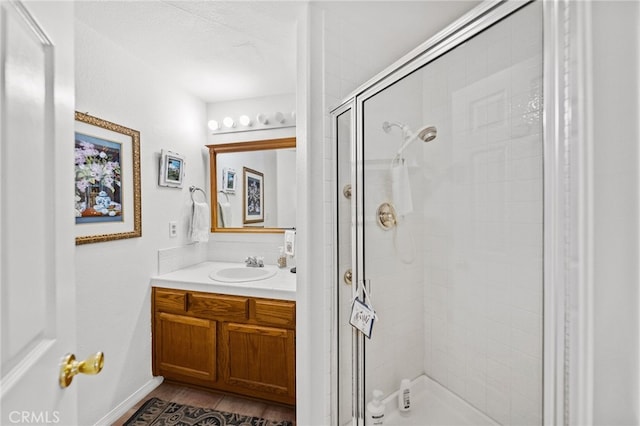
xmin=189 ymin=293 xmax=248 ymax=321
xmin=154 ymin=288 xmax=186 ymax=313
xmin=254 ymin=299 xmax=295 ymax=327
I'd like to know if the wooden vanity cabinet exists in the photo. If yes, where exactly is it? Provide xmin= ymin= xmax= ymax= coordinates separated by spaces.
xmin=154 ymin=312 xmax=217 ymax=383
xmin=152 ymin=287 xmax=296 ymax=405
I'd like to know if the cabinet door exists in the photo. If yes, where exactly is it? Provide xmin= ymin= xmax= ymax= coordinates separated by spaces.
xmin=220 ymin=323 xmax=295 ymax=404
xmin=154 ymin=312 xmax=216 ymax=383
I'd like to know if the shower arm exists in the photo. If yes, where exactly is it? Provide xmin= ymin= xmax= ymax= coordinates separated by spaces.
xmin=395 ymin=133 xmax=420 ymax=158
xmin=383 ymin=121 xmax=419 ymax=162
xmin=384 ymin=121 xmax=437 ymax=164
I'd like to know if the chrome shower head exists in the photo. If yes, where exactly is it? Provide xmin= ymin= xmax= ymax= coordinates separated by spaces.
xmin=416 ymin=125 xmax=437 ymax=143
xmin=384 ymin=121 xmax=438 ymax=161
xmin=383 ymin=121 xmax=437 ymax=143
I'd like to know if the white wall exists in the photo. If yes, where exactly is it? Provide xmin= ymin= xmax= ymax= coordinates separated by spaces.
xmin=276 ymin=149 xmax=297 ymax=228
xmin=74 ymin=19 xmax=208 ymax=425
xmin=590 ymin=1 xmax=640 ymax=423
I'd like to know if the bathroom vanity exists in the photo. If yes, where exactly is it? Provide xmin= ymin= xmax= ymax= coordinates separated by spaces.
xmin=150 ymin=262 xmax=296 ymax=405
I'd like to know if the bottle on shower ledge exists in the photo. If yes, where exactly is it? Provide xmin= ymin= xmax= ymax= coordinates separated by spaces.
xmin=398 ymin=378 xmax=411 ymax=414
xmin=366 ymin=389 xmax=385 ymax=425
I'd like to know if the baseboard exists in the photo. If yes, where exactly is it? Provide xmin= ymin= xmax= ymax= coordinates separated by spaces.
xmin=94 ymin=376 xmax=164 ymax=426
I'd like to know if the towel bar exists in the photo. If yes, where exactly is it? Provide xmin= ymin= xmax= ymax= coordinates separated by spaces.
xmin=217 ymin=190 xmax=230 ymax=203
xmin=189 ymin=186 xmax=207 ymax=203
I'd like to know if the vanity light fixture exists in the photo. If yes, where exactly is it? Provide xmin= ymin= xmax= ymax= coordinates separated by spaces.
xmin=208 ymin=110 xmax=296 ymax=135
xmin=208 ymin=120 xmax=220 ymax=131
xmin=223 ymin=116 xmax=235 ymax=128
xmin=239 ymin=115 xmax=252 ymax=127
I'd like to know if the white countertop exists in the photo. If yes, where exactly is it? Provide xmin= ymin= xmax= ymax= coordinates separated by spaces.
xmin=150 ymin=261 xmax=297 ymax=301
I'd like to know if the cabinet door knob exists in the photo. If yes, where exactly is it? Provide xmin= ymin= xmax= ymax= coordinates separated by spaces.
xmin=59 ymin=352 xmax=104 ymax=388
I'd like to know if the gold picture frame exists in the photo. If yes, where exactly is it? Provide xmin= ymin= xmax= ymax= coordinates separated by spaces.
xmin=74 ymin=112 xmax=141 ymax=245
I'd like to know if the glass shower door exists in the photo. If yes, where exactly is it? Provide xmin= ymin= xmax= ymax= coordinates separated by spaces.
xmin=357 ymin=2 xmax=543 ymax=425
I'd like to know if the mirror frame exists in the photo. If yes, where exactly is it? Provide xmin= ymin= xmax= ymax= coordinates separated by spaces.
xmin=207 ymin=137 xmax=296 ymax=234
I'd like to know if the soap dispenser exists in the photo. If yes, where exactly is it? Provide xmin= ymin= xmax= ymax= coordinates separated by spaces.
xmin=366 ymin=389 xmax=385 ymax=425
xmin=277 ymin=246 xmax=287 ymax=268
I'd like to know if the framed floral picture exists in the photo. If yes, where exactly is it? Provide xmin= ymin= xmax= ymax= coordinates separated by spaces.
xmin=243 ymin=167 xmax=264 ymax=224
xmin=74 ymin=112 xmax=141 ymax=245
xmin=159 ymin=149 xmax=185 ymax=188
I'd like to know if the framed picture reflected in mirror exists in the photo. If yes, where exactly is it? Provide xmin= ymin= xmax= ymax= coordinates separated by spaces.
xmin=243 ymin=167 xmax=264 ymax=224
xmin=222 ymin=167 xmax=236 ymax=193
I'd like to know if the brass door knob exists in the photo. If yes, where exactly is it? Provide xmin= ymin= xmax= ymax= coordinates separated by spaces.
xmin=59 ymin=352 xmax=104 ymax=388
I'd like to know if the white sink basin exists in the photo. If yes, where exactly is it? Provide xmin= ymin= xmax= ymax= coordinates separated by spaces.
xmin=208 ymin=266 xmax=277 ymax=283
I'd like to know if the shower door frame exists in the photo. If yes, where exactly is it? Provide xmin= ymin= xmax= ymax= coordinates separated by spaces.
xmin=332 ymin=100 xmax=361 ymax=426
xmin=331 ymin=0 xmax=590 ymax=424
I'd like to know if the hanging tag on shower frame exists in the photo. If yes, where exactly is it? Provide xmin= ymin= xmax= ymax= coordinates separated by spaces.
xmin=349 ymin=280 xmax=377 ymax=339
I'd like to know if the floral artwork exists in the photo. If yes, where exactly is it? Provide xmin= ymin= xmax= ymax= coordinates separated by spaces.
xmin=75 ymin=133 xmax=122 ymax=223
xmin=74 ymin=112 xmax=141 ymax=245
xmin=243 ymin=167 xmax=264 ymax=224
xmin=247 ymin=177 xmax=261 ymax=214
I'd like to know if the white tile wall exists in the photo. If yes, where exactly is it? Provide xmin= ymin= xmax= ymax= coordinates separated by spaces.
xmin=157 ymin=243 xmax=208 ymax=275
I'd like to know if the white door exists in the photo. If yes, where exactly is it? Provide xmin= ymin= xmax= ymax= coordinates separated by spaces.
xmin=0 ymin=1 xmax=77 ymax=425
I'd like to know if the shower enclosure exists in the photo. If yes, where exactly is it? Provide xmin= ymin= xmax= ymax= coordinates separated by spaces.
xmin=333 ymin=1 xmax=544 ymax=425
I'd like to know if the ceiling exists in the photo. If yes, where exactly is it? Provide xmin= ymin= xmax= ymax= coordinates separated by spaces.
xmin=76 ymin=1 xmax=480 ymax=105
xmin=76 ymin=1 xmax=300 ymax=103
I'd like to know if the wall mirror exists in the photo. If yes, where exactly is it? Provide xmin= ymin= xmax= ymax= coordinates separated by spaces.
xmin=207 ymin=137 xmax=296 ymax=233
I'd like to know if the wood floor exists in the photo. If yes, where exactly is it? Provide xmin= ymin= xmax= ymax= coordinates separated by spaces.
xmin=112 ymin=381 xmax=296 ymax=425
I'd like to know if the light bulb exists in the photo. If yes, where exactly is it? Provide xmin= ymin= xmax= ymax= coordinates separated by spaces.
xmin=274 ymin=111 xmax=285 ymax=123
xmin=207 ymin=120 xmax=220 ymax=131
xmin=256 ymin=113 xmax=268 ymax=125
xmin=239 ymin=115 xmax=251 ymax=127
xmin=223 ymin=117 xmax=235 ymax=128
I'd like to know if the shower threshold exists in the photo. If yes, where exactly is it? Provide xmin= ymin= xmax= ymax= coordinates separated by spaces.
xmin=381 ymin=375 xmax=498 ymax=426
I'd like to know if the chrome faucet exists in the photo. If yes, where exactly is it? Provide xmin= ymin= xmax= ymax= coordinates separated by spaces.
xmin=245 ymin=256 xmax=264 ymax=268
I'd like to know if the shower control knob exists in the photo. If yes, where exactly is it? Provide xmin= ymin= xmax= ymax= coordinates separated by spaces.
xmin=343 ymin=184 xmax=352 ymax=199
xmin=376 ymin=202 xmax=397 ymax=230
xmin=344 ymin=269 xmax=353 ymax=285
